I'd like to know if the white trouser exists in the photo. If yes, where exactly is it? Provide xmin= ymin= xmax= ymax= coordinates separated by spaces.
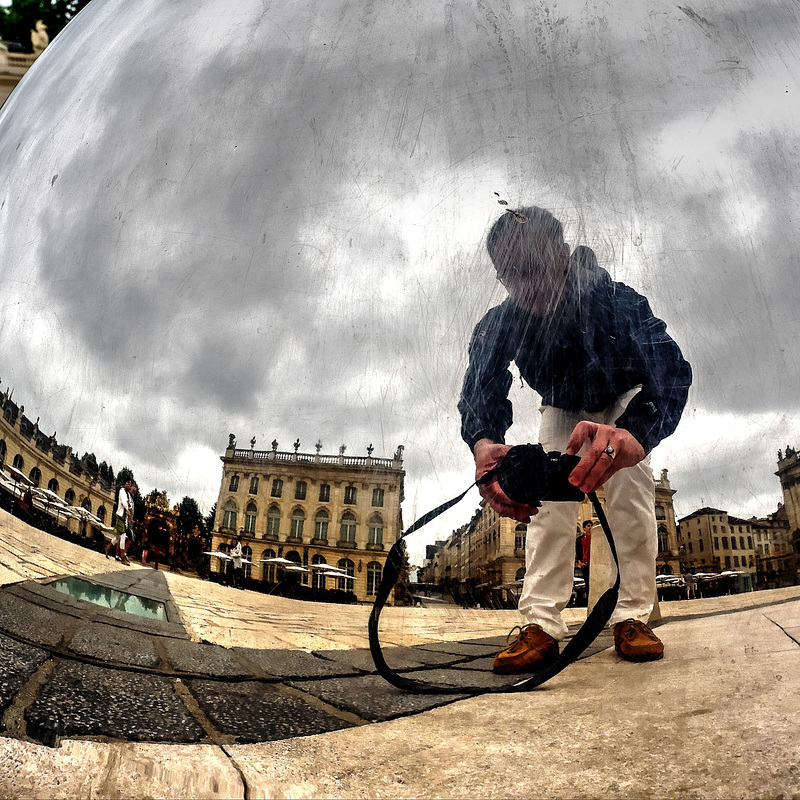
xmin=517 ymin=389 xmax=657 ymax=640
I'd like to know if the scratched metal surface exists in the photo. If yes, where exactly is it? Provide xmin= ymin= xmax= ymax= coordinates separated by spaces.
xmin=0 ymin=0 xmax=798 ymax=553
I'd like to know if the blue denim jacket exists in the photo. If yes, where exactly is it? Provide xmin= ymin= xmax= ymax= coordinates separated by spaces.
xmin=459 ymin=251 xmax=692 ymax=455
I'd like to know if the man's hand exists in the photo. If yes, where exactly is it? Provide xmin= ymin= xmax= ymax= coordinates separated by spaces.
xmin=566 ymin=422 xmax=645 ymax=493
xmin=473 ymin=439 xmax=540 ymax=523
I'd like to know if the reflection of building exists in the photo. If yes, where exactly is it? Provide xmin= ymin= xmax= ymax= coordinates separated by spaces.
xmin=677 ymin=508 xmax=757 ymax=576
xmin=1 ymin=50 xmax=39 ymax=107
xmin=210 ymin=438 xmax=405 ymax=603
xmin=0 ymin=392 xmax=114 ymax=528
xmin=421 ymin=469 xmax=679 ymax=600
xmin=749 ymin=504 xmax=793 ymax=588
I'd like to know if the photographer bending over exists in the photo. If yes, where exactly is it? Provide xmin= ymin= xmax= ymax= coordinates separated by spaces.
xmin=459 ymin=206 xmax=691 ymax=672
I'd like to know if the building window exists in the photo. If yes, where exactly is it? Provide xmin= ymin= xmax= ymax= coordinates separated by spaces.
xmin=229 ymin=474 xmax=240 ymax=492
xmin=367 ymin=561 xmax=382 ymax=596
xmin=733 ymin=556 xmax=740 ymax=568
xmin=266 ymin=505 xmax=281 ymax=538
xmin=82 ymin=497 xmax=92 ymax=512
xmin=657 ymin=527 xmax=668 ymax=552
xmin=515 ymin=524 xmax=527 ymax=551
xmin=368 ymin=513 xmax=383 ymax=545
xmin=655 ymin=505 xmax=666 ymax=520
xmin=319 ymin=484 xmax=330 ymax=502
xmin=372 ymin=488 xmax=384 ymax=507
xmin=725 ymin=556 xmax=731 ymax=568
xmin=687 ymin=542 xmax=693 ymax=554
xmin=97 ymin=506 xmax=106 ymax=522
xmin=242 ymin=546 xmax=253 ymax=579
xmin=244 ymin=502 xmax=257 ymax=534
xmin=314 ymin=509 xmax=329 ymax=540
xmin=0 ymin=440 xmax=5 ymax=464
xmin=222 ymin=499 xmax=237 ymax=530
xmin=712 ymin=525 xmax=717 ymax=533
xmin=65 ymin=488 xmax=75 ymax=505
xmin=12 ymin=454 xmax=23 ymax=470
xmin=295 ymin=481 xmax=307 ymax=500
xmin=249 ymin=477 xmax=259 ymax=494
xmin=722 ymin=537 xmax=728 ymax=549
xmin=48 ymin=478 xmax=59 ymax=494
xmin=290 ymin=508 xmax=305 ymax=539
xmin=261 ymin=548 xmax=276 ymax=582
xmin=698 ymin=538 xmax=704 ymax=551
xmin=714 ymin=537 xmax=719 ymax=549
xmin=747 ymin=536 xmax=753 ymax=549
xmin=739 ymin=536 xmax=745 ymax=549
xmin=731 ymin=538 xmax=737 ymax=550
xmin=312 ymin=554 xmax=327 ymax=589
xmin=271 ymin=478 xmax=283 ymax=497
xmin=29 ymin=467 xmax=42 ymax=487
xmin=337 ymin=558 xmax=355 ymax=591
xmin=340 ymin=511 xmax=356 ymax=542
xmin=344 ymin=486 xmax=357 ymax=504
xmin=765 ymin=543 xmax=770 ymax=555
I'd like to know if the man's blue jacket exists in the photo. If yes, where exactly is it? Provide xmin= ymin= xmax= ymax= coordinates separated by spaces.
xmin=459 ymin=248 xmax=692 ymax=455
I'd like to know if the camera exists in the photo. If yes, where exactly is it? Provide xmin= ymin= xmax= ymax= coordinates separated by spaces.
xmin=479 ymin=444 xmax=585 ymax=506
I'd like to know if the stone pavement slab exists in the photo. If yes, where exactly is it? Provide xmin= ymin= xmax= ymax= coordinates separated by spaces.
xmin=187 ymin=679 xmax=356 ymax=743
xmin=287 ymin=674 xmax=467 ymax=722
xmin=68 ymin=623 xmax=160 ymax=669
xmin=24 ymin=661 xmax=206 ymax=745
xmin=0 ymin=632 xmax=49 ymax=716
xmin=0 ymin=593 xmax=72 ymax=649
xmin=233 ymin=647 xmax=362 ymax=679
xmin=158 ymin=638 xmax=256 ymax=678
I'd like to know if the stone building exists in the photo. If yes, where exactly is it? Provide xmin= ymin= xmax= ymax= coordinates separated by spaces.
xmin=0 ymin=391 xmax=114 ymax=529
xmin=209 ymin=437 xmax=405 ymax=603
xmin=749 ymin=504 xmax=793 ymax=587
xmin=421 ymin=468 xmax=680 ymax=598
xmin=772 ymin=446 xmax=800 ymax=582
xmin=677 ymin=508 xmax=757 ymax=576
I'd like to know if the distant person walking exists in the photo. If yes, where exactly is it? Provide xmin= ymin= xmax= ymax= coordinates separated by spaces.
xmin=684 ymin=571 xmax=696 ymax=600
xmin=106 ymin=479 xmax=133 ymax=564
xmin=230 ymin=534 xmax=244 ymax=589
xmin=576 ymin=519 xmax=593 ymax=586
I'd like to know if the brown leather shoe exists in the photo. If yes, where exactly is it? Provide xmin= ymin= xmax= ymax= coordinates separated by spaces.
xmin=613 ymin=619 xmax=664 ymax=662
xmin=493 ymin=624 xmax=559 ymax=674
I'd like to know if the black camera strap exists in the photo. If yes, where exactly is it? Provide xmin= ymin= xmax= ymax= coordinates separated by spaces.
xmin=368 ymin=486 xmax=620 ymax=694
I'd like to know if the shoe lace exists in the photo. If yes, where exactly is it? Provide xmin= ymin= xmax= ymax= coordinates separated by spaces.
xmin=505 ymin=623 xmax=538 ymax=645
xmin=619 ymin=619 xmax=655 ymax=641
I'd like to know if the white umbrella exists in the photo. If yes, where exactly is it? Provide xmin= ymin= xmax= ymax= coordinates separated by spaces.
xmin=310 ymin=563 xmax=347 ymax=572
xmin=259 ymin=557 xmax=295 ymax=564
xmin=204 ymin=550 xmax=232 ymax=560
xmin=322 ymin=571 xmax=354 ymax=580
xmin=5 ymin=465 xmax=33 ymax=484
xmin=284 ymin=565 xmax=309 ymax=573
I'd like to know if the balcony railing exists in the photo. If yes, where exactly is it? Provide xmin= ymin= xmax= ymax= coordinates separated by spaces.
xmin=230 ymin=447 xmax=398 ymax=469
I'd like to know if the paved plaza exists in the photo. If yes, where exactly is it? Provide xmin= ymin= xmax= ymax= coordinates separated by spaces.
xmin=1 ymin=507 xmax=799 ymax=798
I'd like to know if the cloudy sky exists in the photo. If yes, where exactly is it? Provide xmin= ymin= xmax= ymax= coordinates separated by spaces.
xmin=1 ymin=0 xmax=799 ymax=564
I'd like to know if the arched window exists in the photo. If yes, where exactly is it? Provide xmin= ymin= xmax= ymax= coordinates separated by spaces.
xmin=368 ymin=513 xmax=383 ymax=545
xmin=222 ymin=499 xmax=237 ymax=530
xmin=97 ymin=506 xmax=106 ymax=522
xmin=229 ymin=474 xmax=240 ymax=492
xmin=515 ymin=523 xmax=527 ymax=551
xmin=285 ymin=550 xmax=304 ymax=582
xmin=47 ymin=477 xmax=59 ymax=494
xmin=312 ymin=554 xmax=327 ymax=589
xmin=515 ymin=566 xmax=526 ymax=581
xmin=82 ymin=497 xmax=92 ymax=512
xmin=655 ymin=505 xmax=666 ymax=520
xmin=29 ymin=467 xmax=42 ymax=487
xmin=0 ymin=439 xmax=6 ymax=464
xmin=366 ymin=561 xmax=382 ymax=596
xmin=337 ymin=558 xmax=355 ymax=591
xmin=266 ymin=504 xmax=281 ymax=538
xmin=340 ymin=511 xmax=356 ymax=543
xmin=12 ymin=454 xmax=23 ymax=470
xmin=314 ymin=509 xmax=329 ymax=541
xmin=657 ymin=526 xmax=669 ymax=552
xmin=242 ymin=545 xmax=253 ymax=578
xmin=261 ymin=548 xmax=276 ymax=582
xmin=244 ymin=502 xmax=257 ymax=534
xmin=290 ymin=507 xmax=305 ymax=539
xmin=64 ymin=488 xmax=75 ymax=505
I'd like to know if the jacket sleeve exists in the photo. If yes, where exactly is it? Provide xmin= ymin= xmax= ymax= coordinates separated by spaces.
xmin=458 ymin=307 xmax=516 ymax=452
xmin=613 ymin=289 xmax=692 ymax=454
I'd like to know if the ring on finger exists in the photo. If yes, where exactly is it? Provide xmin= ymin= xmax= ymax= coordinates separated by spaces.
xmin=602 ymin=445 xmax=616 ymax=459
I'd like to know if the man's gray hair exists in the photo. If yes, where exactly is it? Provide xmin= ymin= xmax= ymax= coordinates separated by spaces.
xmin=486 ymin=205 xmax=564 ymax=265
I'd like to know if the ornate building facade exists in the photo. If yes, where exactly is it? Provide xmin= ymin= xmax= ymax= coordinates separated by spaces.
xmin=421 ymin=468 xmax=680 ymax=597
xmin=0 ymin=392 xmax=114 ymax=528
xmin=210 ymin=438 xmax=405 ymax=603
xmin=677 ymin=508 xmax=757 ymax=576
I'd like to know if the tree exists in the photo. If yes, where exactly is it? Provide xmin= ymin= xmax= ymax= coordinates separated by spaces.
xmin=116 ymin=466 xmax=135 ymax=488
xmin=204 ymin=502 xmax=217 ymax=533
xmin=0 ymin=0 xmax=93 ymax=50
xmin=177 ymin=496 xmax=205 ymax=542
